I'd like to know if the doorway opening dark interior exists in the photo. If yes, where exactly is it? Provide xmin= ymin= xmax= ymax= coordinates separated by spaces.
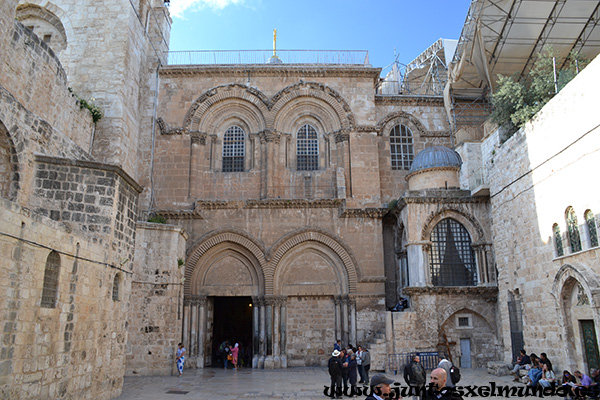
xmin=211 ymin=296 xmax=253 ymax=368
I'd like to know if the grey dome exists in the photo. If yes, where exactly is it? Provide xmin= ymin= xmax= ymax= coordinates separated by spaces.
xmin=409 ymin=146 xmax=462 ymax=174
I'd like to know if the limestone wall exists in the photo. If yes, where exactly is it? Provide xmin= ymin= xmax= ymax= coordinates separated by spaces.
xmin=487 ymin=53 xmax=600 ymax=371
xmin=0 ymin=199 xmax=130 ymax=399
xmin=126 ymin=222 xmax=187 ymax=376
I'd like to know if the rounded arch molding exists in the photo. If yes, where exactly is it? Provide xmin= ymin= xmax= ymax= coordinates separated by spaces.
xmin=551 ymin=263 xmax=600 ymax=305
xmin=183 ymin=84 xmax=270 ymax=132
xmin=421 ymin=208 xmax=486 ymax=243
xmin=266 ymin=229 xmax=359 ymax=295
xmin=185 ymin=230 xmax=267 ymax=295
xmin=440 ymin=305 xmax=496 ymax=333
xmin=16 ymin=1 xmax=73 ymax=50
xmin=271 ymin=81 xmax=355 ymax=131
xmin=377 ymin=111 xmax=427 ymax=137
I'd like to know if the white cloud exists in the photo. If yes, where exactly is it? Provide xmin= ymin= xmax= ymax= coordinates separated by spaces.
xmin=170 ymin=0 xmax=245 ymax=19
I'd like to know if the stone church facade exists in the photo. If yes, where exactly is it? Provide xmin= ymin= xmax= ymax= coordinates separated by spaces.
xmin=0 ymin=0 xmax=599 ymax=399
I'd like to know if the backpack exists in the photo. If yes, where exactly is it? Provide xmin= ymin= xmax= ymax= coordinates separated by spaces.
xmin=328 ymin=357 xmax=340 ymax=376
xmin=450 ymin=365 xmax=461 ymax=384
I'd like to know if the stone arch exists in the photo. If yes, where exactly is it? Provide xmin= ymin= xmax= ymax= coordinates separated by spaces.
xmin=438 ymin=306 xmax=498 ymax=367
xmin=376 ymin=111 xmax=428 ymax=137
xmin=439 ymin=304 xmax=496 ymax=334
xmin=183 ymin=84 xmax=270 ymax=132
xmin=267 ymin=230 xmax=359 ymax=295
xmin=185 ymin=230 xmax=267 ymax=295
xmin=421 ymin=208 xmax=486 ymax=244
xmin=0 ymin=120 xmax=20 ymax=201
xmin=271 ymin=81 xmax=355 ymax=130
xmin=16 ymin=2 xmax=71 ymax=56
xmin=552 ymin=263 xmax=600 ymax=372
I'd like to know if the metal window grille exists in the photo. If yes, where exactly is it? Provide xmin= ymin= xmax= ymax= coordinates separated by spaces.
xmin=41 ymin=251 xmax=60 ymax=308
xmin=222 ymin=126 xmax=245 ymax=172
xmin=553 ymin=224 xmax=564 ymax=257
xmin=297 ymin=124 xmax=318 ymax=171
xmin=430 ymin=218 xmax=477 ymax=286
xmin=390 ymin=124 xmax=414 ymax=170
xmin=585 ymin=211 xmax=598 ymax=248
xmin=567 ymin=207 xmax=582 ymax=252
xmin=458 ymin=317 xmax=470 ymax=327
xmin=112 ymin=275 xmax=120 ymax=301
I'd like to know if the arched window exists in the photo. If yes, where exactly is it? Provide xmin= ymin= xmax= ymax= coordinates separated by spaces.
xmin=297 ymin=124 xmax=318 ymax=171
xmin=585 ymin=210 xmax=598 ymax=248
xmin=112 ymin=274 xmax=120 ymax=301
xmin=553 ymin=223 xmax=564 ymax=257
xmin=41 ymin=251 xmax=60 ymax=308
xmin=222 ymin=126 xmax=245 ymax=172
xmin=430 ymin=218 xmax=477 ymax=286
xmin=566 ymin=207 xmax=581 ymax=253
xmin=390 ymin=124 xmax=414 ymax=170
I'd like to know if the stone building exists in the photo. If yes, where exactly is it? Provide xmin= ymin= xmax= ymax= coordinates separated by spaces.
xmin=0 ymin=0 xmax=599 ymax=399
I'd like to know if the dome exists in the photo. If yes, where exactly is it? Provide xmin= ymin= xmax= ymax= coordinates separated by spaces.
xmin=409 ymin=146 xmax=462 ymax=174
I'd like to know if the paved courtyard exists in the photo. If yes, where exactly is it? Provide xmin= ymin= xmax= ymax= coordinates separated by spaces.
xmin=115 ymin=367 xmax=563 ymax=400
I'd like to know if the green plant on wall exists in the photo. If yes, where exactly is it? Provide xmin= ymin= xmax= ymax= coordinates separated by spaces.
xmin=68 ymin=87 xmax=103 ymax=123
xmin=147 ymin=214 xmax=166 ymax=224
xmin=490 ymin=48 xmax=588 ymax=138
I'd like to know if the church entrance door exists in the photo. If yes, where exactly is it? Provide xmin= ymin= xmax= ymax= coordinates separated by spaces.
xmin=211 ymin=296 xmax=253 ymax=368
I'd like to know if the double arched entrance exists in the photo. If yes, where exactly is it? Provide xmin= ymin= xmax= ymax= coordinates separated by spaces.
xmin=181 ymin=230 xmax=359 ymax=368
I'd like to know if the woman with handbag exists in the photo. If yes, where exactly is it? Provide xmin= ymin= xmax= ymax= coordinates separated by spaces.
xmin=231 ymin=343 xmax=240 ymax=370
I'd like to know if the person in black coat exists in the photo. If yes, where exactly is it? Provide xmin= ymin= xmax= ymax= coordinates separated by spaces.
xmin=424 ymin=368 xmax=463 ymax=400
xmin=364 ymin=373 xmax=394 ymax=400
xmin=348 ymin=353 xmax=358 ymax=396
xmin=328 ymin=350 xmax=343 ymax=399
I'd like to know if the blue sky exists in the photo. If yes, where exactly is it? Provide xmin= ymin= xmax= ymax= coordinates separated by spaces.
xmin=168 ymin=0 xmax=472 ymax=74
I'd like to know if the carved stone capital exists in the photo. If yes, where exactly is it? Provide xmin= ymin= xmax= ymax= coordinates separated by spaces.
xmin=191 ymin=132 xmax=207 ymax=145
xmin=334 ymin=132 xmax=350 ymax=143
xmin=259 ymin=130 xmax=281 ymax=144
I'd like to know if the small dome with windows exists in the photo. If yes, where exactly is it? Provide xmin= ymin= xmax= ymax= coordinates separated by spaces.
xmin=406 ymin=146 xmax=462 ymax=191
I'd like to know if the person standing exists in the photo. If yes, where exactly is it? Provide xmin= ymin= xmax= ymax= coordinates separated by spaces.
xmin=231 ymin=343 xmax=240 ymax=370
xmin=175 ymin=342 xmax=186 ymax=377
xmin=357 ymin=345 xmax=365 ymax=384
xmin=329 ymin=350 xmax=343 ymax=399
xmin=334 ymin=339 xmax=342 ymax=351
xmin=364 ymin=373 xmax=394 ymax=400
xmin=424 ymin=368 xmax=463 ymax=400
xmin=404 ymin=354 xmax=427 ymax=400
xmin=348 ymin=352 xmax=358 ymax=396
xmin=438 ymin=356 xmax=454 ymax=388
xmin=362 ymin=347 xmax=371 ymax=386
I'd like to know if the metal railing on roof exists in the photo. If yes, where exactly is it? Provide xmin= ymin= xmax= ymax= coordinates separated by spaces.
xmin=164 ymin=50 xmax=370 ymax=65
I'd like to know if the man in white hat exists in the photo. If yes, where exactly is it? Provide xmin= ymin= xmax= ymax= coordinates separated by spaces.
xmin=328 ymin=349 xmax=343 ymax=399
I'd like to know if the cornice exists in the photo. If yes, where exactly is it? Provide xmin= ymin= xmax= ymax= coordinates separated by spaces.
xmin=245 ymin=199 xmax=344 ymax=209
xmin=375 ymin=94 xmax=445 ymax=105
xmin=339 ymin=208 xmax=388 ymax=218
xmin=403 ymin=285 xmax=497 ymax=300
xmin=405 ymin=166 xmax=460 ymax=180
xmin=160 ymin=64 xmax=382 ymax=80
xmin=399 ymin=191 xmax=489 ymax=205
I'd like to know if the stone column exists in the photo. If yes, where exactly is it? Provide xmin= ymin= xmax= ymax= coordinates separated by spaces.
xmin=264 ymin=296 xmax=274 ymax=369
xmin=485 ymin=244 xmax=496 ymax=284
xmin=189 ymin=133 xmax=207 ymax=198
xmin=258 ymin=297 xmax=266 ymax=368
xmin=190 ymin=298 xmax=198 ymax=357
xmin=334 ymin=296 xmax=342 ymax=343
xmin=280 ymin=296 xmax=288 ymax=368
xmin=182 ymin=297 xmax=191 ymax=352
xmin=252 ymin=296 xmax=260 ymax=368
xmin=349 ymin=295 xmax=357 ymax=347
xmin=259 ymin=130 xmax=281 ymax=199
xmin=341 ymin=296 xmax=349 ymax=347
xmin=334 ymin=132 xmax=352 ymax=197
xmin=473 ymin=244 xmax=486 ymax=285
xmin=272 ymin=297 xmax=281 ymax=368
xmin=197 ymin=296 xmax=207 ymax=367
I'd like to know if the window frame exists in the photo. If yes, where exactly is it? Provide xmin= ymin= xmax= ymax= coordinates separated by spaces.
xmin=429 ymin=218 xmax=478 ymax=287
xmin=296 ymin=124 xmax=319 ymax=171
xmin=566 ymin=207 xmax=582 ymax=253
xmin=585 ymin=210 xmax=598 ymax=248
xmin=390 ymin=124 xmax=414 ymax=171
xmin=222 ymin=125 xmax=246 ymax=173
xmin=41 ymin=251 xmax=60 ymax=308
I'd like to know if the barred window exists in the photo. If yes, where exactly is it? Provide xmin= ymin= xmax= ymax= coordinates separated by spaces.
xmin=112 ymin=274 xmax=120 ymax=301
xmin=430 ymin=218 xmax=477 ymax=286
xmin=41 ymin=251 xmax=60 ymax=308
xmin=553 ymin=223 xmax=564 ymax=257
xmin=297 ymin=124 xmax=318 ymax=171
xmin=222 ymin=126 xmax=245 ymax=172
xmin=390 ymin=124 xmax=414 ymax=170
xmin=585 ymin=210 xmax=598 ymax=248
xmin=566 ymin=207 xmax=581 ymax=253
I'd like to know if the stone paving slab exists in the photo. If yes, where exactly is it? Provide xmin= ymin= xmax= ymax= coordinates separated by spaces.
xmin=115 ymin=367 xmax=563 ymax=400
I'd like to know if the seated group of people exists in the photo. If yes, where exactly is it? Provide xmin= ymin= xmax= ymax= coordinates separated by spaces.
xmin=512 ymin=349 xmax=600 ymax=395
